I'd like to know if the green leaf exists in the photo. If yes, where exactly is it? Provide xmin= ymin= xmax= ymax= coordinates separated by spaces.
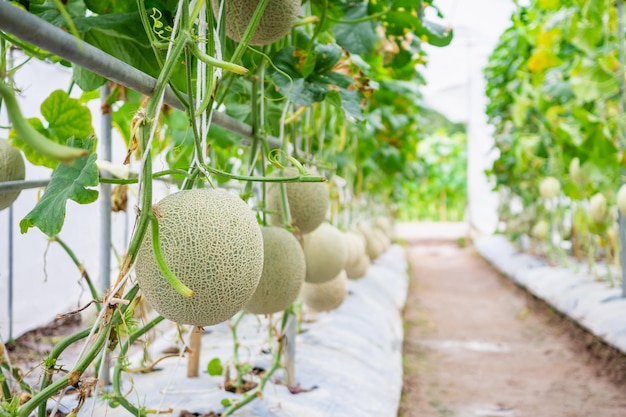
xmin=20 ymin=139 xmax=99 ymax=236
xmin=313 ymin=43 xmax=342 ymax=74
xmin=207 ymin=358 xmax=224 ymax=376
xmin=42 ymin=90 xmax=94 ymax=142
xmin=221 ymin=398 xmax=232 ymax=407
xmin=84 ymin=0 xmax=136 ymax=14
xmin=270 ymin=45 xmax=358 ymax=112
xmin=30 ymin=0 xmax=86 ymax=27
xmin=71 ymin=12 xmax=188 ymax=92
xmin=332 ymin=3 xmax=378 ymax=56
xmin=570 ymin=59 xmax=619 ymax=103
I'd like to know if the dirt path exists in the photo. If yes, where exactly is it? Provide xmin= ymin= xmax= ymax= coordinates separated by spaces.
xmin=399 ymin=240 xmax=626 ymax=417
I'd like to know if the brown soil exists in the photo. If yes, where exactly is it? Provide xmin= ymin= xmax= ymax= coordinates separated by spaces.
xmin=399 ymin=240 xmax=626 ymax=417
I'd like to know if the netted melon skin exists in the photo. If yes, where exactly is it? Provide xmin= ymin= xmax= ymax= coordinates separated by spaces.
xmin=346 ymin=254 xmax=369 ymax=280
xmin=360 ymin=226 xmax=384 ymax=261
xmin=343 ymin=231 xmax=365 ymax=269
xmin=135 ymin=189 xmax=264 ymax=327
xmin=245 ymin=226 xmax=305 ymax=315
xmin=267 ymin=167 xmax=329 ymax=234
xmin=0 ymin=139 xmax=25 ymax=211
xmin=301 ymin=270 xmax=348 ymax=312
xmin=212 ymin=0 xmax=301 ymax=46
xmin=303 ymin=222 xmax=347 ymax=284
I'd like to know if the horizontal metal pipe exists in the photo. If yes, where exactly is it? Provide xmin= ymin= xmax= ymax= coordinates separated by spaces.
xmin=0 ymin=179 xmax=50 ymax=192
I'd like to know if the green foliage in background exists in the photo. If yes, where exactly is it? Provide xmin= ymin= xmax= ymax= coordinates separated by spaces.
xmin=485 ymin=0 xmax=625 ymax=275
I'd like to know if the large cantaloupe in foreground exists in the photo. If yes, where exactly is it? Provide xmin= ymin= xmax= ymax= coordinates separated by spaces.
xmin=267 ymin=167 xmax=329 ymax=233
xmin=135 ymin=189 xmax=264 ymax=327
xmin=301 ymin=270 xmax=348 ymax=312
xmin=212 ymin=0 xmax=301 ymax=46
xmin=303 ymin=222 xmax=347 ymax=283
xmin=245 ymin=226 xmax=305 ymax=315
xmin=0 ymin=139 xmax=25 ymax=211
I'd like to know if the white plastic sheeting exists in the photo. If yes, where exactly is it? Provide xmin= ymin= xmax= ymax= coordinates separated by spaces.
xmin=475 ymin=235 xmax=626 ymax=355
xmin=69 ymin=245 xmax=408 ymax=417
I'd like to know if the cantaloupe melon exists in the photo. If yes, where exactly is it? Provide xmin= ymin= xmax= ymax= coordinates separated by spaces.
xmin=539 ymin=177 xmax=560 ymax=199
xmin=212 ymin=0 xmax=301 ymax=46
xmin=245 ymin=226 xmax=305 ymax=315
xmin=342 ymin=230 xmax=369 ymax=279
xmin=303 ymin=222 xmax=347 ymax=283
xmin=0 ymin=139 xmax=25 ymax=211
xmin=346 ymin=253 xmax=369 ymax=280
xmin=135 ymin=189 xmax=264 ymax=327
xmin=360 ymin=225 xmax=384 ymax=261
xmin=531 ymin=220 xmax=549 ymax=240
xmin=375 ymin=216 xmax=394 ymax=239
xmin=301 ymin=270 xmax=348 ymax=312
xmin=267 ymin=167 xmax=329 ymax=234
xmin=618 ymin=184 xmax=626 ymax=217
xmin=589 ymin=193 xmax=607 ymax=224
xmin=342 ymin=231 xmax=360 ymax=269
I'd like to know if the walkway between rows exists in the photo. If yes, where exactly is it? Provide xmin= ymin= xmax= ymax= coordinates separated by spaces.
xmin=399 ymin=238 xmax=626 ymax=417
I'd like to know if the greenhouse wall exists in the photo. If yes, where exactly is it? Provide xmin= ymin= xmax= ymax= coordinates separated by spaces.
xmin=421 ymin=0 xmax=515 ymax=234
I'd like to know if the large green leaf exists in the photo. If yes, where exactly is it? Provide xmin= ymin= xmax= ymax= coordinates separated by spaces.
xmin=71 ymin=12 xmax=187 ymax=91
xmin=20 ymin=139 xmax=99 ymax=236
xmin=270 ymin=45 xmax=359 ymax=113
xmin=570 ymin=59 xmax=618 ymax=103
xmin=332 ymin=3 xmax=378 ymax=56
xmin=29 ymin=0 xmax=86 ymax=27
xmin=84 ymin=0 xmax=136 ymax=14
xmin=71 ymin=12 xmax=157 ymax=90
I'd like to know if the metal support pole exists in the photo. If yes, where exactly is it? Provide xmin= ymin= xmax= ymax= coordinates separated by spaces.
xmin=98 ymin=83 xmax=113 ymax=385
xmin=7 ymin=205 xmax=14 ymax=341
xmin=617 ymin=0 xmax=626 ymax=297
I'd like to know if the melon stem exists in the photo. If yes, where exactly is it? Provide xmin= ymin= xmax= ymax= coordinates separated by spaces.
xmin=221 ymin=307 xmax=292 ymax=416
xmin=150 ymin=216 xmax=194 ymax=298
xmin=0 ymin=81 xmax=88 ymax=164
xmin=229 ymin=311 xmax=247 ymax=389
xmin=188 ymin=41 xmax=248 ymax=75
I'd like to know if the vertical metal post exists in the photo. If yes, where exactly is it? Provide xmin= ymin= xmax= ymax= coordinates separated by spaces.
xmin=617 ymin=0 xmax=626 ymax=297
xmin=5 ymin=46 xmax=14 ymax=341
xmin=98 ymin=83 xmax=113 ymax=384
xmin=7 ymin=205 xmax=14 ymax=341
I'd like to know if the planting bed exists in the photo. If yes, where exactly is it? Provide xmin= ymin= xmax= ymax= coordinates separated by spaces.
xmin=476 ymin=235 xmax=626 ymax=357
xmin=61 ymin=245 xmax=409 ymax=417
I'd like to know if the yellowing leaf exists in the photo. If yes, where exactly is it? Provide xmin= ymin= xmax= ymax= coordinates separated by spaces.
xmin=528 ymin=49 xmax=561 ymax=72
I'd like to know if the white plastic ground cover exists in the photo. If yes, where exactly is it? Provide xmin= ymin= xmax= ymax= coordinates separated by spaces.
xmin=475 ymin=235 xmax=626 ymax=354
xmin=72 ymin=244 xmax=408 ymax=417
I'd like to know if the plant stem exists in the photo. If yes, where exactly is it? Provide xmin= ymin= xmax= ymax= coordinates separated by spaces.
xmin=48 ymin=236 xmax=100 ymax=311
xmin=188 ymin=41 xmax=248 ymax=74
xmin=111 ymin=315 xmax=165 ymax=417
xmin=150 ymin=215 xmax=194 ymax=298
xmin=221 ymin=310 xmax=291 ymax=416
xmin=18 ymin=283 xmax=136 ymax=417
xmin=0 ymin=81 xmax=88 ymax=163
xmin=37 ymin=327 xmax=91 ymax=417
xmin=229 ymin=0 xmax=271 ymax=64
xmin=229 ymin=311 xmax=246 ymax=389
xmin=98 ymin=168 xmax=192 ymax=184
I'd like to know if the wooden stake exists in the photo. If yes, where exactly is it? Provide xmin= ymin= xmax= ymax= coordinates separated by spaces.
xmin=187 ymin=326 xmax=203 ymax=378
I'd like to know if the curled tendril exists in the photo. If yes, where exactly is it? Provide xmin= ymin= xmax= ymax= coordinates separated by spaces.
xmin=267 ymin=150 xmax=307 ymax=174
xmin=150 ymin=8 xmax=173 ymax=41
